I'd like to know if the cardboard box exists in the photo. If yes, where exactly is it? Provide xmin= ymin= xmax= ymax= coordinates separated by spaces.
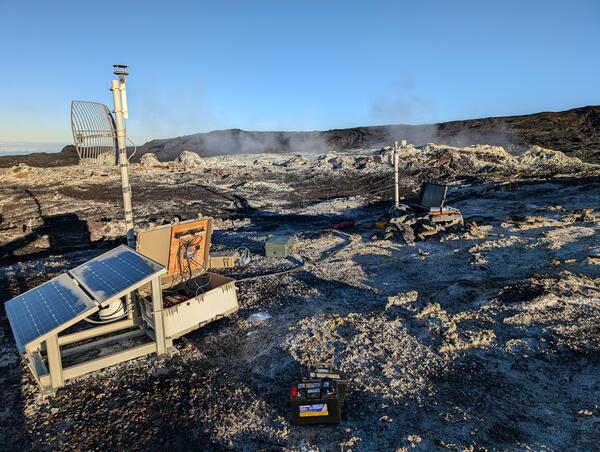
xmin=209 ymin=251 xmax=239 ymax=269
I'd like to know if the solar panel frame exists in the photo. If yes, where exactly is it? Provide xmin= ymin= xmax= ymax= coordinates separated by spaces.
xmin=69 ymin=245 xmax=165 ymax=305
xmin=5 ymin=273 xmax=98 ymax=353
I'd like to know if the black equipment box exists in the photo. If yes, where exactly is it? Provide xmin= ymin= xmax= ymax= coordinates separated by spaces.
xmin=290 ymin=365 xmax=347 ymax=425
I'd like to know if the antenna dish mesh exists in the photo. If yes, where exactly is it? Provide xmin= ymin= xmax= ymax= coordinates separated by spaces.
xmin=71 ymin=100 xmax=117 ymax=166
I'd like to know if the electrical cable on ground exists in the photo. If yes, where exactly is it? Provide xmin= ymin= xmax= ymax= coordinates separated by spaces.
xmin=235 ymin=229 xmax=357 ymax=284
xmin=235 ymin=257 xmax=306 ymax=283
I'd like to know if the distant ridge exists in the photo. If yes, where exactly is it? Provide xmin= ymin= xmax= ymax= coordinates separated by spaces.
xmin=0 ymin=145 xmax=78 ymax=168
xmin=2 ymin=106 xmax=599 ymax=167
xmin=137 ymin=105 xmax=600 ymax=164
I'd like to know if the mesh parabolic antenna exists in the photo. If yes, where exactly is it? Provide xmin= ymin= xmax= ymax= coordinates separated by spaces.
xmin=71 ymin=100 xmax=118 ymax=165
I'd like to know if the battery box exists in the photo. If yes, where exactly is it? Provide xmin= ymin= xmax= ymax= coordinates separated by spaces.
xmin=301 ymin=364 xmax=347 ymax=405
xmin=290 ymin=379 xmax=343 ymax=425
xmin=290 ymin=364 xmax=347 ymax=425
xmin=265 ymin=235 xmax=293 ymax=258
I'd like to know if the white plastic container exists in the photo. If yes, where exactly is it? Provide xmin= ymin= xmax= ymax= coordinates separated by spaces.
xmin=137 ymin=218 xmax=239 ymax=340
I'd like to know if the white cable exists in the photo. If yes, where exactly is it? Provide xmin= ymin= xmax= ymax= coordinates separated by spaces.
xmin=127 ymin=137 xmax=137 ymax=161
xmin=236 ymin=247 xmax=251 ymax=267
xmin=195 ymin=273 xmax=212 ymax=297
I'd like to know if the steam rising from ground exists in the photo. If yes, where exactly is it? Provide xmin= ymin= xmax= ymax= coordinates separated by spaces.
xmin=142 ymin=129 xmax=330 ymax=159
xmin=382 ymin=121 xmax=522 ymax=154
xmin=141 ymin=122 xmax=521 ymax=160
xmin=200 ymin=129 xmax=329 ymax=155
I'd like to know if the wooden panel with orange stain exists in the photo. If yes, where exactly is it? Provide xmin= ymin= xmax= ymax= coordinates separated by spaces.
xmin=167 ymin=219 xmax=212 ymax=276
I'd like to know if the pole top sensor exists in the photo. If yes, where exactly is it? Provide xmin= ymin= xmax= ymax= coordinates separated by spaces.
xmin=113 ymin=64 xmax=129 ymax=76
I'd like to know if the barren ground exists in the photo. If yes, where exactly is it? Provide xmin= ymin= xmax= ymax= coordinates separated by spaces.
xmin=0 ymin=144 xmax=599 ymax=450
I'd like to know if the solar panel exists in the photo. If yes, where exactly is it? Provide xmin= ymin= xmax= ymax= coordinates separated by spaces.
xmin=5 ymin=273 xmax=97 ymax=353
xmin=69 ymin=245 xmax=164 ymax=304
xmin=417 ymin=182 xmax=448 ymax=208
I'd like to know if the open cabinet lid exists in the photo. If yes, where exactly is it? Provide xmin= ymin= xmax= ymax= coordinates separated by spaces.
xmin=137 ymin=218 xmax=213 ymax=279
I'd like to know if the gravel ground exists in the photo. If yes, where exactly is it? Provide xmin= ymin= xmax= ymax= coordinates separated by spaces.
xmin=0 ymin=144 xmax=599 ymax=450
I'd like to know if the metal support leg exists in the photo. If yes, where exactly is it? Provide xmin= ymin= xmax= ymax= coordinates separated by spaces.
xmin=126 ymin=293 xmax=134 ymax=321
xmin=151 ymin=277 xmax=167 ymax=355
xmin=46 ymin=334 xmax=64 ymax=389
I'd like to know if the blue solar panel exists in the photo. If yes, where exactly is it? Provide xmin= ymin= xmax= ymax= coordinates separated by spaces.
xmin=69 ymin=245 xmax=164 ymax=303
xmin=5 ymin=274 xmax=97 ymax=353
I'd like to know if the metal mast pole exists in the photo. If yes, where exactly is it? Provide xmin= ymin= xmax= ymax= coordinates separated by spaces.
xmin=394 ymin=141 xmax=400 ymax=209
xmin=111 ymin=65 xmax=135 ymax=248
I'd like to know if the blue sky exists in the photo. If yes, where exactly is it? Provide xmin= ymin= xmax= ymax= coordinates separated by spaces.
xmin=0 ymin=0 xmax=599 ymax=152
